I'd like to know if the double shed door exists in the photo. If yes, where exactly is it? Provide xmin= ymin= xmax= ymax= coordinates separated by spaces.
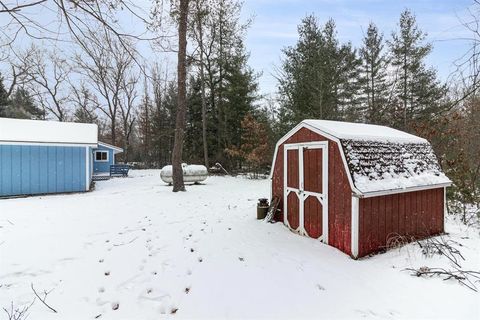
xmin=284 ymin=142 xmax=328 ymax=243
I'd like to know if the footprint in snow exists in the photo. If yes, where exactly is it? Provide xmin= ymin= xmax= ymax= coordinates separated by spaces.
xmin=98 ymin=287 xmax=105 ymax=293
xmin=104 ymin=271 xmax=110 ymax=276
xmin=198 ymin=257 xmax=203 ymax=263
xmin=316 ymin=284 xmax=326 ymax=291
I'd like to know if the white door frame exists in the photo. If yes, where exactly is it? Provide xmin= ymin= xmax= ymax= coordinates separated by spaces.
xmin=283 ymin=141 xmax=329 ymax=244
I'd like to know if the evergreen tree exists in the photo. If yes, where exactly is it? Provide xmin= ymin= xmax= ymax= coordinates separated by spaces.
xmin=359 ymin=22 xmax=389 ymax=124
xmin=184 ymin=76 xmax=204 ymax=164
xmin=0 ymin=74 xmax=9 ymax=117
xmin=388 ymin=9 xmax=447 ymax=130
xmin=186 ymin=0 xmax=258 ymax=169
xmin=72 ymin=85 xmax=99 ymax=124
xmin=150 ymin=80 xmax=177 ymax=168
xmin=221 ymin=44 xmax=259 ymax=167
xmin=73 ymin=106 xmax=97 ymax=123
xmin=278 ymin=16 xmax=362 ymax=130
xmin=8 ymin=88 xmax=45 ymax=119
xmin=137 ymin=80 xmax=154 ymax=166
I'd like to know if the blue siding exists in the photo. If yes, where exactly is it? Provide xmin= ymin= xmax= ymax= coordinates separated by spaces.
xmin=11 ymin=146 xmax=21 ymax=194
xmin=30 ymin=146 xmax=40 ymax=194
xmin=0 ymin=145 xmax=88 ymax=197
xmin=93 ymin=145 xmax=116 ymax=173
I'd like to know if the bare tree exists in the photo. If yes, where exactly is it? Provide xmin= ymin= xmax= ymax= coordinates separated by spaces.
xmin=172 ymin=0 xmax=189 ymax=192
xmin=119 ymin=73 xmax=139 ymax=163
xmin=70 ymin=81 xmax=99 ymax=123
xmin=447 ymin=1 xmax=480 ymax=109
xmin=0 ymin=1 xmax=154 ymax=60
xmin=74 ymin=28 xmax=136 ymax=145
xmin=192 ymin=0 xmax=210 ymax=168
xmin=22 ymin=47 xmax=71 ymax=121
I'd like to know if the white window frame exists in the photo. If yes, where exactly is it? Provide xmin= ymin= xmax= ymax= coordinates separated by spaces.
xmin=94 ymin=150 xmax=109 ymax=162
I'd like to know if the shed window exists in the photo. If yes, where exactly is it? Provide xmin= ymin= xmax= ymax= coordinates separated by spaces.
xmin=95 ymin=151 xmax=109 ymax=162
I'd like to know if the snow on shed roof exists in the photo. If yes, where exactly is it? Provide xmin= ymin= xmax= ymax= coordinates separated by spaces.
xmin=342 ymin=139 xmax=451 ymax=195
xmin=0 ymin=118 xmax=97 ymax=146
xmin=303 ymin=119 xmax=427 ymax=143
xmin=294 ymin=120 xmax=451 ymax=195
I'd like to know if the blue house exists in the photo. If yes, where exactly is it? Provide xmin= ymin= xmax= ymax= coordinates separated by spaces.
xmin=93 ymin=142 xmax=123 ymax=174
xmin=0 ymin=118 xmax=122 ymax=197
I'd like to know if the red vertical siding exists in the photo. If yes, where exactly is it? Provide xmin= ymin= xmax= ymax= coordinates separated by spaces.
xmin=271 ymin=127 xmax=353 ymax=256
xmin=358 ymin=188 xmax=445 ymax=257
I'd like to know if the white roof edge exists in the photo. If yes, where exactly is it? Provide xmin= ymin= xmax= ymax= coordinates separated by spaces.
xmin=359 ymin=181 xmax=452 ymax=198
xmin=302 ymin=119 xmax=428 ymax=143
xmin=98 ymin=141 xmax=123 ymax=153
xmin=0 ymin=118 xmax=98 ymax=145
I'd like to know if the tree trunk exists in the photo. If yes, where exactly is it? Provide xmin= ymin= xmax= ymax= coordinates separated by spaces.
xmin=196 ymin=7 xmax=209 ymax=169
xmin=172 ymin=0 xmax=189 ymax=192
xmin=111 ymin=119 xmax=116 ymax=146
xmin=403 ymin=50 xmax=408 ymax=130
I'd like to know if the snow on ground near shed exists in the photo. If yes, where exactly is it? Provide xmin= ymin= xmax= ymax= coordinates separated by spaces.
xmin=0 ymin=170 xmax=478 ymax=320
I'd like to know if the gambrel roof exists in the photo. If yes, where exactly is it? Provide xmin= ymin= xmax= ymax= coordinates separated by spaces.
xmin=273 ymin=120 xmax=451 ymax=197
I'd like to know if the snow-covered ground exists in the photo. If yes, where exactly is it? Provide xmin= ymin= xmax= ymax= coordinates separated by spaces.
xmin=0 ymin=170 xmax=479 ymax=319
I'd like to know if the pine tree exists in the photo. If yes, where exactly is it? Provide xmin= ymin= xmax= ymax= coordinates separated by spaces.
xmin=150 ymin=80 xmax=177 ymax=168
xmin=389 ymin=9 xmax=447 ymax=130
xmin=137 ymin=80 xmax=154 ymax=166
xmin=184 ymin=75 xmax=204 ymax=164
xmin=221 ymin=45 xmax=259 ymax=168
xmin=359 ymin=22 xmax=389 ymax=124
xmin=278 ymin=16 xmax=362 ymax=130
xmin=185 ymin=0 xmax=258 ymax=169
xmin=9 ymin=88 xmax=45 ymax=119
xmin=278 ymin=15 xmax=324 ymax=127
xmin=0 ymin=74 xmax=9 ymax=117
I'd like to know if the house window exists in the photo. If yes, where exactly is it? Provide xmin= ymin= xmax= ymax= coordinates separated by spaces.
xmin=95 ymin=151 xmax=109 ymax=162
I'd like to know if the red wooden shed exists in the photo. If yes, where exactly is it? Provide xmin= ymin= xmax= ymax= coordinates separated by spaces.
xmin=270 ymin=120 xmax=451 ymax=258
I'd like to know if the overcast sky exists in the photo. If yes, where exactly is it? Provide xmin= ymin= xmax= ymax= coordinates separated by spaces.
xmin=240 ymin=0 xmax=474 ymax=96
xmin=2 ymin=0 xmax=475 ymax=98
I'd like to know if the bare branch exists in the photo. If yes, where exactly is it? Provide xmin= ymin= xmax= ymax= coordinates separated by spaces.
xmin=30 ymin=283 xmax=57 ymax=313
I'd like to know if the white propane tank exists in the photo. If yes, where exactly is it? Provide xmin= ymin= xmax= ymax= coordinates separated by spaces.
xmin=160 ymin=163 xmax=208 ymax=184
